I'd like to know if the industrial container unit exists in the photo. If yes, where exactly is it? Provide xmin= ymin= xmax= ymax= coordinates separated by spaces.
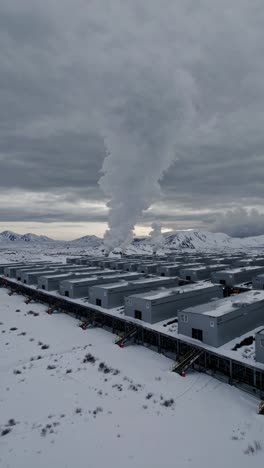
xmin=22 ymin=267 xmax=110 ymax=285
xmin=115 ymin=261 xmax=136 ymax=272
xmin=3 ymin=262 xmax=57 ymax=278
xmin=98 ymin=259 xmax=114 ymax=269
xmin=182 ymin=256 xmax=206 ymax=264
xmin=178 ymin=290 xmax=264 ymax=347
xmin=255 ymin=329 xmax=264 ymax=364
xmin=138 ymin=262 xmax=177 ymax=275
xmin=211 ymin=267 xmax=264 ymax=287
xmin=110 ymin=261 xmax=130 ymax=270
xmin=120 ymin=262 xmax=146 ymax=271
xmin=203 ymin=257 xmax=232 ymax=266
xmin=59 ymin=272 xmax=143 ymax=299
xmin=252 ymin=274 xmax=264 ymax=290
xmin=66 ymin=256 xmax=95 ymax=265
xmin=22 ymin=268 xmax=65 ymax=285
xmin=125 ymin=262 xmax=143 ymax=272
xmin=15 ymin=263 xmax=65 ymax=280
xmin=179 ymin=264 xmax=228 ymax=282
xmin=75 ymin=258 xmax=95 ymax=265
xmin=185 ymin=257 xmax=209 ymax=265
xmin=137 ymin=263 xmax=161 ymax=274
xmin=38 ymin=269 xmax=118 ymax=291
xmin=156 ymin=264 xmax=182 ymax=277
xmin=232 ymin=258 xmax=258 ymax=268
xmin=225 ymin=255 xmax=247 ymax=265
xmin=55 ymin=265 xmax=103 ymax=273
xmin=88 ymin=259 xmax=104 ymax=267
xmin=66 ymin=258 xmax=79 ymax=264
xmin=89 ymin=276 xmax=179 ymax=309
xmin=0 ymin=263 xmax=26 ymax=274
xmin=124 ymin=283 xmax=224 ymax=324
xmin=250 ymin=257 xmax=264 ymax=265
xmin=14 ymin=264 xmax=94 ymax=279
xmin=38 ymin=273 xmax=81 ymax=291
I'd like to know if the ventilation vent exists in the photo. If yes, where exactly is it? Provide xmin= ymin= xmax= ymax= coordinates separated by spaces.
xmin=232 ymin=302 xmax=248 ymax=308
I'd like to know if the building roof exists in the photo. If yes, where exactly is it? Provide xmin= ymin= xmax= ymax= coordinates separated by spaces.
xmin=91 ymin=277 xmax=175 ymax=291
xmin=214 ymin=266 xmax=264 ymax=274
xmin=41 ymin=273 xmax=73 ymax=279
xmin=62 ymin=273 xmax=141 ymax=285
xmin=180 ymin=265 xmax=226 ymax=272
xmin=129 ymin=282 xmax=220 ymax=301
xmin=184 ymin=290 xmax=264 ymax=318
xmin=255 ymin=274 xmax=264 ymax=279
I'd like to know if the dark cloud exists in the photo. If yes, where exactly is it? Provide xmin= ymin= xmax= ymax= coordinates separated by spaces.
xmin=1 ymin=0 xmax=264 ymax=237
xmin=211 ymin=208 xmax=264 ymax=238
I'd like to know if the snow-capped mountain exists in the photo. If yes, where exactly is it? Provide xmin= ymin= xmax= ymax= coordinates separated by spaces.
xmin=127 ymin=230 xmax=264 ymax=253
xmin=1 ymin=229 xmax=264 ymax=251
xmin=71 ymin=235 xmax=103 ymax=247
xmin=0 ymin=231 xmax=53 ymax=243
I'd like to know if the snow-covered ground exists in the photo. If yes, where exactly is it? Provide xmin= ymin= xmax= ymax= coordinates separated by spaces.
xmin=1 ymin=285 xmax=264 ymax=467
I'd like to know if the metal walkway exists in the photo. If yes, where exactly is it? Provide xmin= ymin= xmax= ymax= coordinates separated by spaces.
xmin=1 ymin=275 xmax=264 ymax=398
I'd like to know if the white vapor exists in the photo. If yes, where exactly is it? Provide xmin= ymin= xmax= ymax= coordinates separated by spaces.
xmin=99 ymin=70 xmax=198 ymax=252
xmin=149 ymin=222 xmax=163 ymax=254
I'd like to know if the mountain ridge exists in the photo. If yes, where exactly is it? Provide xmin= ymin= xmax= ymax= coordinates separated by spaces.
xmin=1 ymin=229 xmax=264 ymax=250
xmin=0 ymin=231 xmax=53 ymax=243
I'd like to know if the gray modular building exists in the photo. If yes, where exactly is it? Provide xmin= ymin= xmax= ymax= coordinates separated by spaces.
xmin=66 ymin=258 xmax=79 ymax=264
xmin=211 ymin=267 xmax=264 ymax=287
xmin=156 ymin=264 xmax=182 ymax=277
xmin=110 ymin=261 xmax=130 ymax=270
xmin=253 ymin=274 xmax=264 ymax=290
xmin=98 ymin=259 xmax=115 ymax=268
xmin=0 ymin=263 xmax=26 ymax=274
xmin=202 ymin=257 xmax=231 ymax=265
xmin=234 ymin=258 xmax=264 ymax=268
xmin=59 ymin=272 xmax=143 ymax=298
xmin=89 ymin=276 xmax=179 ymax=309
xmin=125 ymin=262 xmax=143 ymax=272
xmin=22 ymin=268 xmax=66 ymax=285
xmin=75 ymin=258 xmax=93 ymax=265
xmin=179 ymin=264 xmax=228 ymax=282
xmin=15 ymin=263 xmax=65 ymax=280
xmin=178 ymin=290 xmax=264 ymax=347
xmin=88 ymin=259 xmax=104 ymax=267
xmin=255 ymin=329 xmax=264 ymax=364
xmin=3 ymin=262 xmax=57 ymax=278
xmin=233 ymin=259 xmax=254 ymax=268
xmin=252 ymin=257 xmax=264 ymax=266
xmin=124 ymin=282 xmax=224 ymax=324
xmin=6 ymin=263 xmax=97 ymax=279
xmin=137 ymin=263 xmax=161 ymax=274
xmin=38 ymin=268 xmax=116 ymax=291
xmin=21 ymin=266 xmax=109 ymax=284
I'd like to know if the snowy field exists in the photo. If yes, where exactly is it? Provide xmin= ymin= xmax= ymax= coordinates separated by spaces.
xmin=1 ymin=244 xmax=264 ymax=467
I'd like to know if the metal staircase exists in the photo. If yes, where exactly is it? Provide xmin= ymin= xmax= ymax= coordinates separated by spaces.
xmin=46 ymin=303 xmax=61 ymax=315
xmin=172 ymin=348 xmax=204 ymax=375
xmin=115 ymin=328 xmax=138 ymax=348
xmin=79 ymin=314 xmax=97 ymax=330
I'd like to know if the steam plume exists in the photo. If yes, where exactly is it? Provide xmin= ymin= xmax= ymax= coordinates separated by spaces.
xmin=149 ymin=222 xmax=163 ymax=254
xmin=99 ymin=70 xmax=198 ymax=253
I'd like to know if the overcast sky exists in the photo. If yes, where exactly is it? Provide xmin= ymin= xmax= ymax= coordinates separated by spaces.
xmin=1 ymin=0 xmax=264 ymax=240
